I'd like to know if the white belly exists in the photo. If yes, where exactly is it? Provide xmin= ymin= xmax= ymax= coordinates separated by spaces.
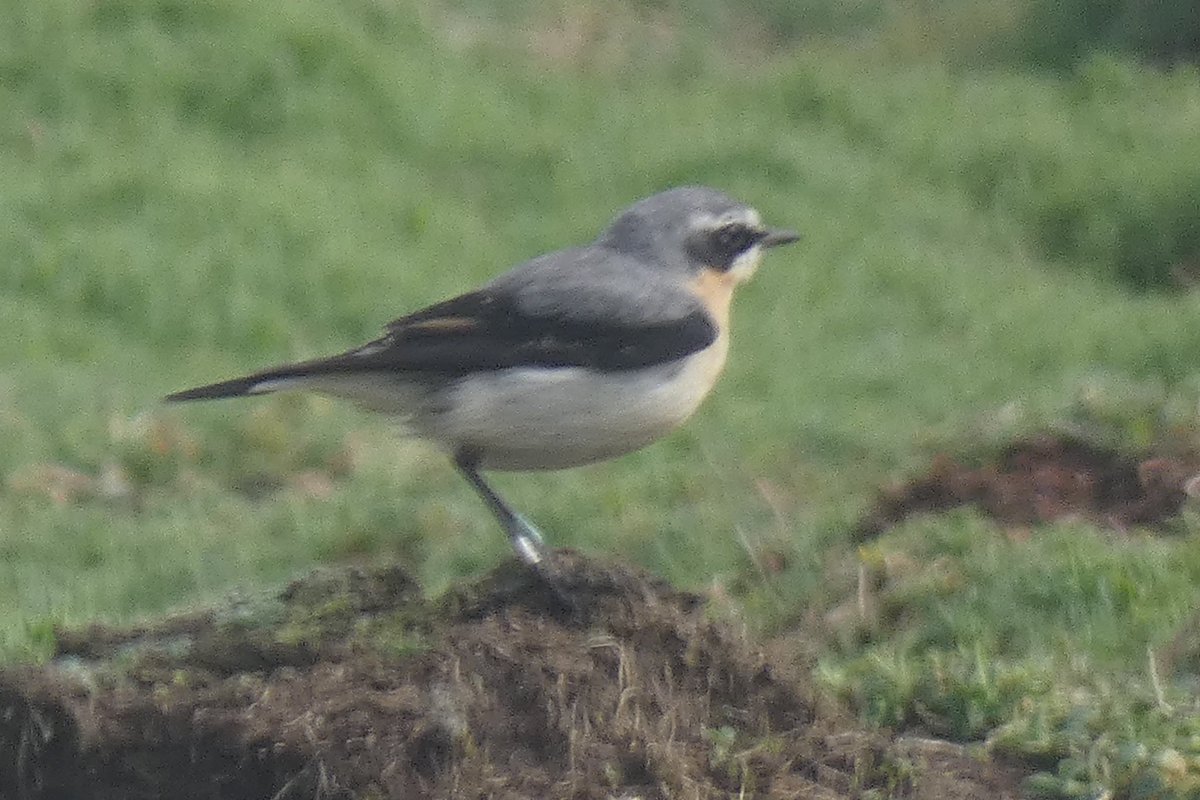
xmin=424 ymin=338 xmax=729 ymax=471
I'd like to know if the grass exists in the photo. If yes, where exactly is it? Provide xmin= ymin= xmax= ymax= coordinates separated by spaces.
xmin=3 ymin=0 xmax=1200 ymax=795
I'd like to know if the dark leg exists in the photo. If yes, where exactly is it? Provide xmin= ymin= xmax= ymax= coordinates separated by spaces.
xmin=454 ymin=452 xmax=549 ymax=566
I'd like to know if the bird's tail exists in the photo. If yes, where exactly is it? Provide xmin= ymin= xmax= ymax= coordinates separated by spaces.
xmin=164 ymin=371 xmax=307 ymax=402
xmin=166 ymin=367 xmax=425 ymax=417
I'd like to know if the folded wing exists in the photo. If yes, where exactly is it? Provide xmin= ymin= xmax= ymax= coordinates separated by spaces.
xmin=166 ymin=253 xmax=716 ymax=402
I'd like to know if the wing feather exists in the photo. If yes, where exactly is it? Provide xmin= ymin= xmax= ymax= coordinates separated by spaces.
xmin=336 ymin=286 xmax=716 ymax=374
xmin=166 ymin=250 xmax=716 ymax=402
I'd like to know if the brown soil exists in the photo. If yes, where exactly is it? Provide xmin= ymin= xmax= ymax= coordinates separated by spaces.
xmin=0 ymin=552 xmax=1029 ymax=799
xmin=856 ymin=433 xmax=1200 ymax=540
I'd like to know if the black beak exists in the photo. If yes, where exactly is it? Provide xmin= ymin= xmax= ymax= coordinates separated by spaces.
xmin=761 ymin=228 xmax=801 ymax=248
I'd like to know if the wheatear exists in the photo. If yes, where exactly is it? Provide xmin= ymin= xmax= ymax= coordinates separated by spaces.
xmin=168 ymin=186 xmax=798 ymax=567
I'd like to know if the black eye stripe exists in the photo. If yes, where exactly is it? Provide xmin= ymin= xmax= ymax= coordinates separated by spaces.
xmin=684 ymin=221 xmax=765 ymax=271
xmin=712 ymin=224 xmax=762 ymax=254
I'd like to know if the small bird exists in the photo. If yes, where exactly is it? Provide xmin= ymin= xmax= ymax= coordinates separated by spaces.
xmin=167 ymin=186 xmax=798 ymax=567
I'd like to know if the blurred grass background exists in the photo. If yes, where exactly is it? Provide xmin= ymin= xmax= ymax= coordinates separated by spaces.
xmin=3 ymin=0 xmax=1200 ymax=795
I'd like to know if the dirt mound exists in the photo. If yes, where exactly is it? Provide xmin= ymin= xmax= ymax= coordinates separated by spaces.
xmin=0 ymin=553 xmax=1027 ymax=799
xmin=857 ymin=434 xmax=1200 ymax=539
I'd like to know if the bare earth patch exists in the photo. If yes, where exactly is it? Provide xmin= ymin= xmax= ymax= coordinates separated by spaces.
xmin=857 ymin=433 xmax=1200 ymax=539
xmin=0 ymin=553 xmax=1028 ymax=799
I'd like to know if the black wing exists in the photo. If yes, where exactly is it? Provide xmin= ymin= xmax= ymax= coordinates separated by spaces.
xmin=358 ymin=287 xmax=716 ymax=373
xmin=166 ymin=286 xmax=716 ymax=401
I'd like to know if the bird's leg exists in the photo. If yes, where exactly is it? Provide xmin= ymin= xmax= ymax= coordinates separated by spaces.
xmin=454 ymin=452 xmax=579 ymax=616
xmin=454 ymin=452 xmax=549 ymax=566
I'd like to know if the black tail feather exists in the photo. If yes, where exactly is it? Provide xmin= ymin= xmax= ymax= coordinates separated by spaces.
xmin=165 ymin=372 xmax=282 ymax=402
xmin=165 ymin=348 xmax=368 ymax=402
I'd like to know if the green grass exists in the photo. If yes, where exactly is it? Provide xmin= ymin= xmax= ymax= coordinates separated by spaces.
xmin=4 ymin=0 xmax=1200 ymax=795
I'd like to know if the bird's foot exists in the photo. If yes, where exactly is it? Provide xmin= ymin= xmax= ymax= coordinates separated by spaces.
xmin=506 ymin=515 xmax=579 ymax=616
xmin=508 ymin=513 xmax=548 ymax=566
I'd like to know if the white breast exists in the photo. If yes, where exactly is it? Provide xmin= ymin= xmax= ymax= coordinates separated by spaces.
xmin=422 ymin=336 xmax=730 ymax=471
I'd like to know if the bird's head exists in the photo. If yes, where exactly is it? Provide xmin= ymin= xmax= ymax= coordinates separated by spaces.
xmin=598 ymin=186 xmax=800 ymax=284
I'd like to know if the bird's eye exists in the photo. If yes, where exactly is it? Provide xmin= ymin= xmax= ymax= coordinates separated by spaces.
xmin=712 ymin=224 xmax=757 ymax=256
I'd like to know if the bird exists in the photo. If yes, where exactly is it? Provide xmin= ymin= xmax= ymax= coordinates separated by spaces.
xmin=167 ymin=186 xmax=799 ymax=568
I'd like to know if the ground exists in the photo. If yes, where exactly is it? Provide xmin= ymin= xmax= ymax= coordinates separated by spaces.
xmin=858 ymin=433 xmax=1200 ymax=539
xmin=0 ymin=552 xmax=1030 ymax=799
